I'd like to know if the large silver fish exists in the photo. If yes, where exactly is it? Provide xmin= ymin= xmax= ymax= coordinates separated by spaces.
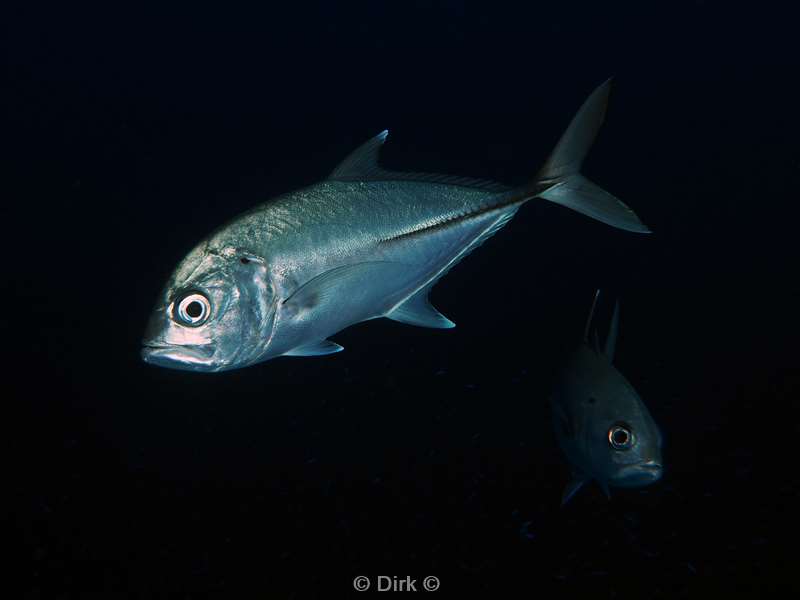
xmin=551 ymin=291 xmax=663 ymax=505
xmin=142 ymin=80 xmax=650 ymax=372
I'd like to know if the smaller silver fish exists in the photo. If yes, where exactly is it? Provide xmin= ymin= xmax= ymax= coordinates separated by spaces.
xmin=550 ymin=290 xmax=663 ymax=505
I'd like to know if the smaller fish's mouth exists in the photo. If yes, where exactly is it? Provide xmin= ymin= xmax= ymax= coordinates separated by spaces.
xmin=141 ymin=341 xmax=216 ymax=371
xmin=614 ymin=461 xmax=663 ymax=487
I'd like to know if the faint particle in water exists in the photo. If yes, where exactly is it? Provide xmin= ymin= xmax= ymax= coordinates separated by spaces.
xmin=518 ymin=520 xmax=536 ymax=540
xmin=624 ymin=512 xmax=640 ymax=526
xmin=435 ymin=369 xmax=447 ymax=376
xmin=687 ymin=562 xmax=697 ymax=574
xmin=337 ymin=519 xmax=351 ymax=537
xmin=465 ymin=383 xmax=477 ymax=390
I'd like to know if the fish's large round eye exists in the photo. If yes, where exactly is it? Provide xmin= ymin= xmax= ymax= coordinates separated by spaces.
xmin=173 ymin=292 xmax=211 ymax=327
xmin=608 ymin=423 xmax=634 ymax=450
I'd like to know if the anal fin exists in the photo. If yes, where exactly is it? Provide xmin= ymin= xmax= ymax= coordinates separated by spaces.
xmin=383 ymin=207 xmax=518 ymax=330
xmin=386 ymin=289 xmax=455 ymax=329
xmin=284 ymin=340 xmax=344 ymax=357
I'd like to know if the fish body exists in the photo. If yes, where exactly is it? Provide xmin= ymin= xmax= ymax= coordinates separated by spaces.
xmin=142 ymin=81 xmax=650 ymax=372
xmin=551 ymin=292 xmax=663 ymax=504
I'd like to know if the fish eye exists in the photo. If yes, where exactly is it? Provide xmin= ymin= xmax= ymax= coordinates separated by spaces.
xmin=173 ymin=292 xmax=211 ymax=327
xmin=608 ymin=423 xmax=634 ymax=450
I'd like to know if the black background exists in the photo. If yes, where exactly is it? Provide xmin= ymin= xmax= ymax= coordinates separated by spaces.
xmin=6 ymin=1 xmax=799 ymax=598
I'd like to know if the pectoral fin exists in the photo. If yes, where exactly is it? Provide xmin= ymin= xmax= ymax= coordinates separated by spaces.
xmin=283 ymin=261 xmax=408 ymax=314
xmin=284 ymin=340 xmax=344 ymax=357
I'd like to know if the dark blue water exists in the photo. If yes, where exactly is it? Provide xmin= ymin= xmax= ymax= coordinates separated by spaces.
xmin=7 ymin=1 xmax=797 ymax=597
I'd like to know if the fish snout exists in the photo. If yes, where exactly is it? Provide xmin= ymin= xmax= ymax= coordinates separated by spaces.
xmin=141 ymin=341 xmax=216 ymax=370
xmin=141 ymin=309 xmax=217 ymax=370
xmin=614 ymin=460 xmax=663 ymax=487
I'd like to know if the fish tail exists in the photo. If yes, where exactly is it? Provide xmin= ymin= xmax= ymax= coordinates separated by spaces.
xmin=528 ymin=79 xmax=651 ymax=233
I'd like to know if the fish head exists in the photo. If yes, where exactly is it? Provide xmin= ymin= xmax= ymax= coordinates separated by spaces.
xmin=586 ymin=372 xmax=664 ymax=489
xmin=552 ymin=348 xmax=664 ymax=493
xmin=142 ymin=242 xmax=277 ymax=371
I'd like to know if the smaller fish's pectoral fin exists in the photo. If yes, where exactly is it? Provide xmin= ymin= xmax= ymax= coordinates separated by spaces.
xmin=284 ymin=340 xmax=344 ymax=357
xmin=561 ymin=476 xmax=587 ymax=507
xmin=386 ymin=289 xmax=455 ymax=329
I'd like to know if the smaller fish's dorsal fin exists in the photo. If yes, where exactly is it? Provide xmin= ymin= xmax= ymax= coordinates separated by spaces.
xmin=284 ymin=339 xmax=344 ymax=357
xmin=386 ymin=289 xmax=455 ymax=329
xmin=329 ymin=130 xmax=510 ymax=192
xmin=329 ymin=130 xmax=392 ymax=180
xmin=583 ymin=289 xmax=601 ymax=343
xmin=604 ymin=300 xmax=620 ymax=362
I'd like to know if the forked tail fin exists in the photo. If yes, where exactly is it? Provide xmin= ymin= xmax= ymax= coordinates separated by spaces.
xmin=532 ymin=79 xmax=651 ymax=233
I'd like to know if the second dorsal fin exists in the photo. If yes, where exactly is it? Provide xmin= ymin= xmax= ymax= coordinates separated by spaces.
xmin=329 ymin=130 xmax=510 ymax=192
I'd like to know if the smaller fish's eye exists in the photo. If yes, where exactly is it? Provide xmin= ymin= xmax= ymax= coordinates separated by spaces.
xmin=608 ymin=423 xmax=634 ymax=450
xmin=174 ymin=292 xmax=211 ymax=327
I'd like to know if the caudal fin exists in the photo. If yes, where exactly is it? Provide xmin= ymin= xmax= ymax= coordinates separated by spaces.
xmin=533 ymin=80 xmax=651 ymax=233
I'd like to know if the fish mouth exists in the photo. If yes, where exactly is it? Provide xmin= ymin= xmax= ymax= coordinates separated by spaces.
xmin=141 ymin=341 xmax=216 ymax=371
xmin=614 ymin=461 xmax=663 ymax=487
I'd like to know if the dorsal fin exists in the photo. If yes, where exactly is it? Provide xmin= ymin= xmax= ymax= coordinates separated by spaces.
xmin=329 ymin=130 xmax=391 ymax=180
xmin=329 ymin=130 xmax=510 ymax=192
xmin=604 ymin=300 xmax=620 ymax=361
xmin=583 ymin=289 xmax=601 ymax=343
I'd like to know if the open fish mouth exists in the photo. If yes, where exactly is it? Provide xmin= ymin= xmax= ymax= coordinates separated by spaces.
xmin=141 ymin=342 xmax=216 ymax=370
